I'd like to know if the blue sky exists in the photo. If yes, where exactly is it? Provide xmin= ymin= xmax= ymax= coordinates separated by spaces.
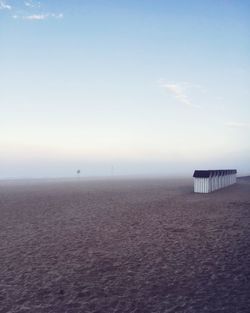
xmin=0 ymin=0 xmax=250 ymax=178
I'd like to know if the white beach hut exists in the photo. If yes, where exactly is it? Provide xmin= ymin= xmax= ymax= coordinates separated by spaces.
xmin=193 ymin=169 xmax=237 ymax=193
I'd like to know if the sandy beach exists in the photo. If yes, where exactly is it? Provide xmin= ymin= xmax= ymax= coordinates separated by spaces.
xmin=0 ymin=177 xmax=250 ymax=313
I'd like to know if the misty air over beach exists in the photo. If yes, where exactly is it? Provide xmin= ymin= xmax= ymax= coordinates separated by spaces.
xmin=1 ymin=0 xmax=250 ymax=312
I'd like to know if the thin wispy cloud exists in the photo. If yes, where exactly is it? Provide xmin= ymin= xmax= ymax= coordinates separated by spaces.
xmin=22 ymin=12 xmax=63 ymax=20
xmin=160 ymin=81 xmax=200 ymax=108
xmin=0 ymin=0 xmax=11 ymax=10
xmin=51 ymin=13 xmax=63 ymax=19
xmin=1 ymin=0 xmax=63 ymax=20
xmin=24 ymin=1 xmax=41 ymax=9
xmin=225 ymin=122 xmax=249 ymax=129
xmin=23 ymin=13 xmax=48 ymax=20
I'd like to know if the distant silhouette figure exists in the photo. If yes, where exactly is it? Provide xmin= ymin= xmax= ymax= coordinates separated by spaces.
xmin=76 ymin=169 xmax=81 ymax=178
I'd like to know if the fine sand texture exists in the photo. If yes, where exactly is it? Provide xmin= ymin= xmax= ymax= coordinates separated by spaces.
xmin=0 ymin=177 xmax=250 ymax=313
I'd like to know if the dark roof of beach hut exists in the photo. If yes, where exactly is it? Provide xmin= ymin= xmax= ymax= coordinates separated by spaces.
xmin=193 ymin=169 xmax=237 ymax=178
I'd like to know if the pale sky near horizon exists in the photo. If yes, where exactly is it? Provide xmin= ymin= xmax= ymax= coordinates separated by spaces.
xmin=1 ymin=0 xmax=250 ymax=178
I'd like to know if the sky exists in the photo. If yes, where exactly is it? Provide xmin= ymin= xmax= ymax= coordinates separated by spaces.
xmin=0 ymin=0 xmax=250 ymax=178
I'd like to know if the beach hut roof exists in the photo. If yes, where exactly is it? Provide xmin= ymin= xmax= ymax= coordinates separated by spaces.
xmin=193 ymin=169 xmax=237 ymax=178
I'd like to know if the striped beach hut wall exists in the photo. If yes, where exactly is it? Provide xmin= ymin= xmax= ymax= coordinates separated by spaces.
xmin=193 ymin=169 xmax=237 ymax=193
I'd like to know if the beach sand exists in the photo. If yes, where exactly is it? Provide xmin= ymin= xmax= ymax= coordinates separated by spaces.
xmin=0 ymin=177 xmax=250 ymax=313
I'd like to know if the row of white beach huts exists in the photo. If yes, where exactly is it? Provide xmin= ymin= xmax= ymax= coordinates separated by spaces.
xmin=193 ymin=169 xmax=237 ymax=193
